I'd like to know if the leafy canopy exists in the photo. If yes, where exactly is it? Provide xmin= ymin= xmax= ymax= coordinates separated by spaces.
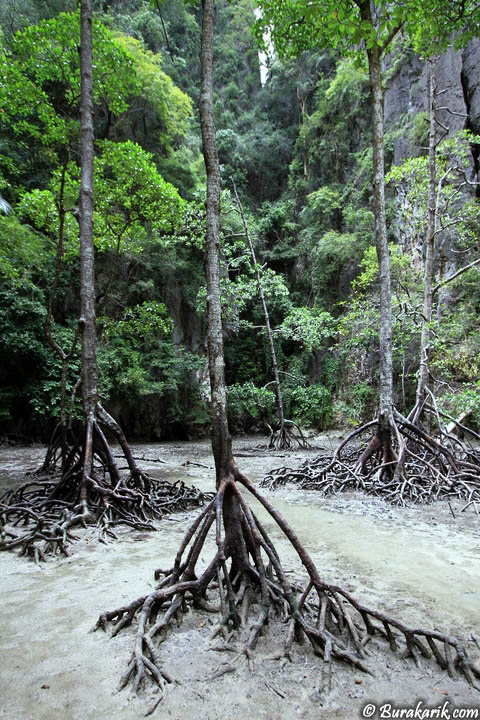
xmin=0 ymin=9 xmax=193 ymax=164
xmin=254 ymin=1 xmax=480 ymax=59
xmin=94 ymin=140 xmax=185 ymax=254
xmin=114 ymin=35 xmax=192 ymax=149
xmin=17 ymin=141 xmax=184 ymax=259
xmin=0 ymin=10 xmax=138 ymax=147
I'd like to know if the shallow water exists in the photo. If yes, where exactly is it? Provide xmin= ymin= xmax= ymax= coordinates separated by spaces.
xmin=1 ymin=435 xmax=479 ymax=720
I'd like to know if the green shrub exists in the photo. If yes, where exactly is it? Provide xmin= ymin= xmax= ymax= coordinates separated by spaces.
xmin=288 ymin=383 xmax=333 ymax=429
xmin=333 ymin=380 xmax=376 ymax=426
xmin=227 ymin=382 xmax=276 ymax=432
xmin=439 ymin=382 xmax=480 ymax=430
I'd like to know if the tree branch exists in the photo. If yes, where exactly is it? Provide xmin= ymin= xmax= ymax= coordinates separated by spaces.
xmin=433 ymin=257 xmax=480 ymax=295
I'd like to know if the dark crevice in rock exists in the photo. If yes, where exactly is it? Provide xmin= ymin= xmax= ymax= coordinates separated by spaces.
xmin=461 ymin=55 xmax=480 ymax=198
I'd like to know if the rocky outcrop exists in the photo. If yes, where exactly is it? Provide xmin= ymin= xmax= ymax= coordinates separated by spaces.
xmin=384 ymin=37 xmax=480 ymax=312
xmin=462 ymin=40 xmax=480 ymax=134
xmin=384 ymin=38 xmax=480 ymax=165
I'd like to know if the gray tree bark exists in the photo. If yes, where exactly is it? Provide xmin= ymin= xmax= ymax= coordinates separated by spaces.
xmin=413 ymin=61 xmax=437 ymax=423
xmin=79 ymin=0 xmax=98 ymax=479
xmin=366 ymin=42 xmax=394 ymax=436
xmin=200 ymin=0 xmax=232 ymax=483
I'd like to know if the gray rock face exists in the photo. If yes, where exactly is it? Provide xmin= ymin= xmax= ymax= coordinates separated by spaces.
xmin=384 ymin=48 xmax=426 ymax=164
xmin=462 ymin=40 xmax=480 ymax=133
xmin=384 ymin=40 xmax=480 ymax=165
xmin=384 ymin=37 xmax=480 ymax=312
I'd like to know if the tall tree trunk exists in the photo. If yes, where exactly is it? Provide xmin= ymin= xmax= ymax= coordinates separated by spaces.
xmin=413 ymin=61 xmax=437 ymax=423
xmin=199 ymin=0 xmax=232 ymax=484
xmin=1 ymin=8 xmax=208 ymax=556
xmin=93 ymin=5 xmax=480 ymax=682
xmin=79 ymin=0 xmax=97 ymax=482
xmin=366 ymin=43 xmax=394 ymax=440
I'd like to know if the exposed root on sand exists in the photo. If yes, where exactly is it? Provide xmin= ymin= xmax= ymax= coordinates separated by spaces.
xmin=0 ymin=409 xmax=208 ymax=561
xmin=263 ymin=410 xmax=480 ymax=508
xmin=95 ymin=461 xmax=480 ymax=704
xmin=267 ymin=420 xmax=310 ymax=451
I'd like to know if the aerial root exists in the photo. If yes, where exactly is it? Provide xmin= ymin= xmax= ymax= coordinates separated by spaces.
xmin=0 ymin=416 xmax=209 ymax=560
xmin=263 ymin=412 xmax=480 ymax=506
xmin=267 ymin=420 xmax=310 ymax=451
xmin=94 ymin=463 xmax=480 ymax=706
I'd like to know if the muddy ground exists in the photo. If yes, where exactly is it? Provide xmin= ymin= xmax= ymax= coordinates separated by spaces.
xmin=1 ymin=433 xmax=479 ymax=720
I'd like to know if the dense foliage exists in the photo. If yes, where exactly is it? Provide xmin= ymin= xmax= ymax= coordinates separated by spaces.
xmin=0 ymin=0 xmax=479 ymax=440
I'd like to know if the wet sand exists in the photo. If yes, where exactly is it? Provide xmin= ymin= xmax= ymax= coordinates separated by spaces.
xmin=1 ymin=435 xmax=479 ymax=720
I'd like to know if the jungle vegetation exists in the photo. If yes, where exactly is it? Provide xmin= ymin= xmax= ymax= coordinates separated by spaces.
xmin=1 ymin=0 xmax=480 ymax=704
xmin=95 ymin=0 xmax=480 ymax=700
xmin=0 ymin=0 xmax=479 ymax=444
